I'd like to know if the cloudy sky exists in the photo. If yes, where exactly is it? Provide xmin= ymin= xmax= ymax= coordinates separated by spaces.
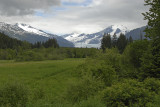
xmin=0 ymin=0 xmax=149 ymax=35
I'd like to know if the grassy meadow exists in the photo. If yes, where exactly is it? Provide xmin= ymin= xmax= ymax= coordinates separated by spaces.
xmin=0 ymin=59 xmax=85 ymax=106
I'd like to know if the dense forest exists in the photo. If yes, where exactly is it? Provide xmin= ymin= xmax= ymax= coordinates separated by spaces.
xmin=0 ymin=0 xmax=160 ymax=106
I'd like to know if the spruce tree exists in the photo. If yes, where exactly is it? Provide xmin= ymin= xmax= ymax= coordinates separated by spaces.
xmin=117 ymin=33 xmax=127 ymax=53
xmin=112 ymin=33 xmax=117 ymax=48
xmin=142 ymin=0 xmax=160 ymax=78
xmin=101 ymin=33 xmax=107 ymax=52
xmin=101 ymin=33 xmax=112 ymax=52
xmin=105 ymin=33 xmax=112 ymax=49
xmin=128 ymin=36 xmax=133 ymax=43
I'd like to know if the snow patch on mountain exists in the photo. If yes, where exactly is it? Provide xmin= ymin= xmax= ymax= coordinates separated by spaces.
xmin=63 ymin=25 xmax=129 ymax=48
xmin=16 ymin=23 xmax=50 ymax=37
xmin=0 ymin=22 xmax=74 ymax=47
xmin=65 ymin=33 xmax=84 ymax=43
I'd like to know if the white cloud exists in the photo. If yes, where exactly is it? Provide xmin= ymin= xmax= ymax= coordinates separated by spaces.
xmin=0 ymin=0 xmax=60 ymax=16
xmin=62 ymin=0 xmax=86 ymax=3
xmin=0 ymin=0 xmax=149 ymax=34
xmin=88 ymin=0 xmax=103 ymax=7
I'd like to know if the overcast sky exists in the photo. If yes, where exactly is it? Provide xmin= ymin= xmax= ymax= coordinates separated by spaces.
xmin=0 ymin=0 xmax=149 ymax=35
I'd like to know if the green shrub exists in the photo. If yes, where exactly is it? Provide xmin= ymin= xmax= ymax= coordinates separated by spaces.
xmin=87 ymin=61 xmax=117 ymax=86
xmin=146 ymin=94 xmax=160 ymax=107
xmin=140 ymin=44 xmax=160 ymax=79
xmin=101 ymin=79 xmax=154 ymax=107
xmin=65 ymin=76 xmax=104 ymax=103
xmin=144 ymin=78 xmax=160 ymax=94
xmin=79 ymin=52 xmax=118 ymax=86
xmin=16 ymin=50 xmax=44 ymax=61
xmin=125 ymin=40 xmax=149 ymax=68
xmin=0 ymin=83 xmax=28 ymax=107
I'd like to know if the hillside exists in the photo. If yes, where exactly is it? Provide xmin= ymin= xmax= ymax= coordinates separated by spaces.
xmin=0 ymin=22 xmax=74 ymax=47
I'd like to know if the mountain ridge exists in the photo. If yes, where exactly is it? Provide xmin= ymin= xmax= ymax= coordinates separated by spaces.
xmin=0 ymin=22 xmax=74 ymax=47
xmin=0 ymin=22 xmax=147 ymax=48
xmin=62 ymin=25 xmax=130 ymax=48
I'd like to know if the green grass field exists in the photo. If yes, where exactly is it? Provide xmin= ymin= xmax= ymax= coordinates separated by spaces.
xmin=0 ymin=59 xmax=85 ymax=106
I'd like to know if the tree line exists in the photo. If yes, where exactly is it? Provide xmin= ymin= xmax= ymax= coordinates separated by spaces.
xmin=0 ymin=32 xmax=59 ymax=49
xmin=101 ymin=33 xmax=133 ymax=53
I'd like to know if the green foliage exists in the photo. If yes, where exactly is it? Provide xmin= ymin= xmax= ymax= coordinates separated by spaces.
xmin=33 ymin=38 xmax=59 ymax=48
xmin=0 ymin=59 xmax=85 ymax=106
xmin=0 ymin=49 xmax=16 ymax=60
xmin=128 ymin=36 xmax=133 ymax=44
xmin=16 ymin=50 xmax=44 ymax=61
xmin=0 ymin=32 xmax=31 ymax=49
xmin=0 ymin=83 xmax=28 ymax=107
xmin=0 ymin=47 xmax=98 ymax=61
xmin=101 ymin=33 xmax=128 ymax=53
xmin=125 ymin=40 xmax=149 ymax=67
xmin=33 ymin=88 xmax=45 ymax=101
xmin=65 ymin=76 xmax=104 ymax=103
xmin=101 ymin=79 xmax=154 ymax=107
xmin=101 ymin=33 xmax=112 ymax=52
xmin=140 ymin=45 xmax=160 ymax=79
xmin=80 ymin=59 xmax=117 ymax=86
xmin=117 ymin=33 xmax=128 ymax=53
xmin=74 ymin=97 xmax=105 ymax=107
xmin=78 ymin=49 xmax=119 ymax=85
xmin=142 ymin=0 xmax=160 ymax=78
xmin=146 ymin=94 xmax=160 ymax=107
xmin=143 ymin=78 xmax=160 ymax=94
xmin=112 ymin=33 xmax=118 ymax=48
xmin=142 ymin=0 xmax=160 ymax=40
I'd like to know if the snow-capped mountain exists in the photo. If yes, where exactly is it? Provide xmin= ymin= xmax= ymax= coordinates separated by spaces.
xmin=62 ymin=25 xmax=129 ymax=48
xmin=126 ymin=26 xmax=147 ymax=40
xmin=16 ymin=23 xmax=50 ymax=37
xmin=0 ymin=22 xmax=74 ymax=47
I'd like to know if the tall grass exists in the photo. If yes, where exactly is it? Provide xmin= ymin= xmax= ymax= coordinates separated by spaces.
xmin=0 ymin=59 xmax=85 ymax=106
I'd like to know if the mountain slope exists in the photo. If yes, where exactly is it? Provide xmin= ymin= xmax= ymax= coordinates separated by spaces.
xmin=63 ymin=25 xmax=129 ymax=48
xmin=125 ymin=26 xmax=147 ymax=40
xmin=0 ymin=22 xmax=74 ymax=47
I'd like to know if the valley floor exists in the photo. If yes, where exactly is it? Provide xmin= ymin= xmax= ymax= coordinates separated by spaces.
xmin=0 ymin=59 xmax=85 ymax=106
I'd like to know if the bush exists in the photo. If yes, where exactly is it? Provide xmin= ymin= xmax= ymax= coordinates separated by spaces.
xmin=79 ymin=49 xmax=119 ymax=86
xmin=140 ymin=44 xmax=160 ymax=79
xmin=16 ymin=50 xmax=44 ymax=61
xmin=146 ymin=94 xmax=160 ymax=107
xmin=0 ymin=83 xmax=28 ymax=107
xmin=125 ymin=40 xmax=149 ymax=68
xmin=65 ymin=76 xmax=104 ymax=103
xmin=101 ymin=79 xmax=154 ymax=107
xmin=144 ymin=78 xmax=160 ymax=94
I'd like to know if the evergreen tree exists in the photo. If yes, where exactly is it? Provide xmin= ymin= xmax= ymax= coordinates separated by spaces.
xmin=101 ymin=33 xmax=112 ymax=52
xmin=44 ymin=38 xmax=59 ymax=48
xmin=142 ymin=0 xmax=160 ymax=78
xmin=101 ymin=33 xmax=107 ymax=52
xmin=0 ymin=32 xmax=31 ymax=49
xmin=128 ymin=36 xmax=133 ymax=43
xmin=117 ymin=33 xmax=127 ymax=53
xmin=112 ymin=33 xmax=117 ymax=48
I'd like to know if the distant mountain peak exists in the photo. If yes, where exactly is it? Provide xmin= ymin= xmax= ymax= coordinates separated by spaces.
xmin=62 ymin=25 xmax=129 ymax=48
xmin=14 ymin=23 xmax=51 ymax=37
xmin=0 ymin=22 xmax=74 ymax=47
